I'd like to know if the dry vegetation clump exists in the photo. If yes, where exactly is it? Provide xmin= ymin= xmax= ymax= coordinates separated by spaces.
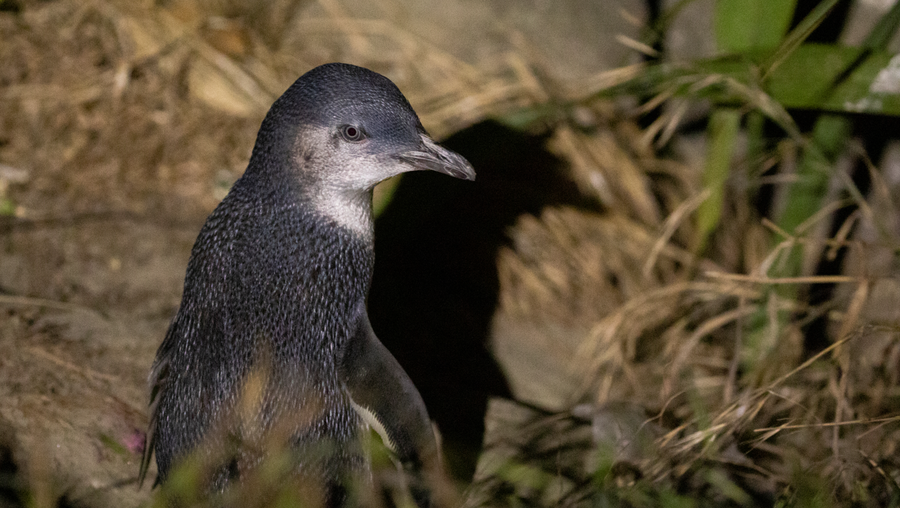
xmin=477 ymin=97 xmax=900 ymax=505
xmin=0 ymin=0 xmax=543 ymax=230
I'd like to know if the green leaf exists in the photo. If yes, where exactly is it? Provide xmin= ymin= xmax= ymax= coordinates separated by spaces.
xmin=714 ymin=0 xmax=797 ymax=54
xmin=97 ymin=433 xmax=129 ymax=458
xmin=766 ymin=44 xmax=900 ymax=115
xmin=696 ymin=107 xmax=741 ymax=253
xmin=778 ymin=114 xmax=850 ymax=239
xmin=762 ymin=0 xmax=841 ymax=77
xmin=598 ymin=45 xmax=900 ymax=120
xmin=0 ymin=198 xmax=15 ymax=216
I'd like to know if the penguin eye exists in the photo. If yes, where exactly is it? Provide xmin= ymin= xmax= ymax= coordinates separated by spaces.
xmin=339 ymin=124 xmax=366 ymax=143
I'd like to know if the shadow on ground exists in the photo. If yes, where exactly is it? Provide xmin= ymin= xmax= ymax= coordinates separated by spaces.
xmin=369 ymin=121 xmax=598 ymax=479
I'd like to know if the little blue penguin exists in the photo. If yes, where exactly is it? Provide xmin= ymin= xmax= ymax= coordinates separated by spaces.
xmin=139 ymin=62 xmax=475 ymax=506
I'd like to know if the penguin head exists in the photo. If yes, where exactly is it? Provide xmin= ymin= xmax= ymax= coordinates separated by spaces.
xmin=251 ymin=63 xmax=475 ymax=195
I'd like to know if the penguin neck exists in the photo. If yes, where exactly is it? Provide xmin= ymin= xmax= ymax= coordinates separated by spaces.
xmin=249 ymin=195 xmax=375 ymax=359
xmin=304 ymin=185 xmax=376 ymax=242
xmin=246 ymin=151 xmax=377 ymax=242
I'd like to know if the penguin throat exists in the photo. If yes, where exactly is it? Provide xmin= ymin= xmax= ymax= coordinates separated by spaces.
xmin=306 ymin=186 xmax=375 ymax=240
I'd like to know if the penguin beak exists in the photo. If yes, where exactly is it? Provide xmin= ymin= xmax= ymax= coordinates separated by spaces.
xmin=396 ymin=133 xmax=476 ymax=181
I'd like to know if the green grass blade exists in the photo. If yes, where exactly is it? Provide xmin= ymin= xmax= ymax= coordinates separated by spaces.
xmin=762 ymin=0 xmax=841 ymax=78
xmin=861 ymin=0 xmax=900 ymax=50
xmin=697 ymin=107 xmax=741 ymax=253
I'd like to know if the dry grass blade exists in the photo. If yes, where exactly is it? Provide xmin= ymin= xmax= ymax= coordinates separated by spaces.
xmin=754 ymin=415 xmax=900 ymax=433
xmin=564 ymin=63 xmax=647 ymax=102
xmin=704 ymin=272 xmax=860 ymax=284
xmin=643 ymin=188 xmax=710 ymax=277
xmin=615 ymin=34 xmax=659 ymax=58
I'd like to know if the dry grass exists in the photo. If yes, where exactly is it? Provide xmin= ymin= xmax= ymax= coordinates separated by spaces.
xmin=480 ymin=92 xmax=900 ymax=506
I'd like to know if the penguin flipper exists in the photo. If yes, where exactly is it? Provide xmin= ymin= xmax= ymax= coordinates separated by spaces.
xmin=339 ymin=305 xmax=442 ymax=487
xmin=139 ymin=324 xmax=176 ymax=487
